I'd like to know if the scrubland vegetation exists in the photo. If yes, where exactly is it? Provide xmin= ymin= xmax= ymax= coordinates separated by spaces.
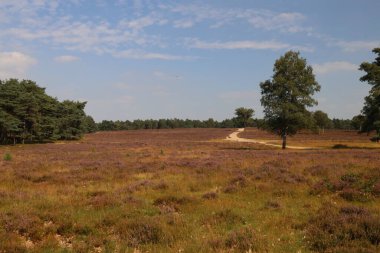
xmin=0 ymin=128 xmax=379 ymax=252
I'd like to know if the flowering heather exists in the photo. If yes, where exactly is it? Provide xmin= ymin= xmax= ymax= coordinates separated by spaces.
xmin=0 ymin=128 xmax=379 ymax=252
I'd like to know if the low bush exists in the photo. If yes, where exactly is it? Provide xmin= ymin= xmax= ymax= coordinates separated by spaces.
xmin=339 ymin=188 xmax=371 ymax=202
xmin=256 ymin=161 xmax=306 ymax=184
xmin=202 ymin=191 xmax=218 ymax=199
xmin=118 ymin=219 xmax=165 ymax=247
xmin=333 ymin=144 xmax=349 ymax=149
xmin=264 ymin=200 xmax=281 ymax=210
xmin=203 ymin=209 xmax=245 ymax=228
xmin=153 ymin=196 xmax=192 ymax=212
xmin=225 ymin=226 xmax=258 ymax=251
xmin=0 ymin=230 xmax=27 ymax=253
xmin=309 ymin=172 xmax=378 ymax=202
xmin=306 ymin=204 xmax=380 ymax=252
xmin=0 ymin=211 xmax=45 ymax=241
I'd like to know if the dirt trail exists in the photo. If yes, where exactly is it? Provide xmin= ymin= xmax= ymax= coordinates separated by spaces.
xmin=225 ymin=128 xmax=314 ymax=150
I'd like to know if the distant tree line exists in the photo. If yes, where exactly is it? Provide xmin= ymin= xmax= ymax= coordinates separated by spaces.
xmin=97 ymin=107 xmax=256 ymax=131
xmin=96 ymin=106 xmax=361 ymax=132
xmin=97 ymin=118 xmax=255 ymax=131
xmin=0 ymin=79 xmax=96 ymax=145
xmin=312 ymin=111 xmax=364 ymax=131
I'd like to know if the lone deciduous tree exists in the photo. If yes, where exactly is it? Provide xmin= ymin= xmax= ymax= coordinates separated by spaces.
xmin=260 ymin=51 xmax=320 ymax=149
xmin=313 ymin=110 xmax=332 ymax=134
xmin=234 ymin=107 xmax=254 ymax=127
xmin=359 ymin=48 xmax=380 ymax=141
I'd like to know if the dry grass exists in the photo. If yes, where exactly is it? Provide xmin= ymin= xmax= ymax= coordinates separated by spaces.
xmin=240 ymin=127 xmax=380 ymax=148
xmin=0 ymin=128 xmax=379 ymax=252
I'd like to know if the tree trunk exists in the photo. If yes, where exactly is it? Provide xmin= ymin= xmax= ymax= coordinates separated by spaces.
xmin=282 ymin=133 xmax=287 ymax=149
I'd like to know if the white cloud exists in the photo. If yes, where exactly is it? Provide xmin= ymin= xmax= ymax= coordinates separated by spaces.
xmin=313 ymin=61 xmax=358 ymax=75
xmin=0 ymin=1 xmax=311 ymax=61
xmin=335 ymin=40 xmax=380 ymax=52
xmin=153 ymin=71 xmax=182 ymax=80
xmin=245 ymin=11 xmax=307 ymax=33
xmin=114 ymin=49 xmax=195 ymax=60
xmin=186 ymin=38 xmax=313 ymax=52
xmin=160 ymin=4 xmax=309 ymax=33
xmin=54 ymin=55 xmax=80 ymax=63
xmin=0 ymin=51 xmax=36 ymax=79
xmin=173 ymin=19 xmax=194 ymax=28
xmin=187 ymin=38 xmax=289 ymax=50
xmin=120 ymin=16 xmax=160 ymax=31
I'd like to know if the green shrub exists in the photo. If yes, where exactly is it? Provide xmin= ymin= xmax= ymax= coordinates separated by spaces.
xmin=3 ymin=153 xmax=12 ymax=161
xmin=333 ymin=144 xmax=349 ymax=149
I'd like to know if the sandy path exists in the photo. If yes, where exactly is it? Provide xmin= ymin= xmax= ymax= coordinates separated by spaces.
xmin=225 ymin=128 xmax=313 ymax=150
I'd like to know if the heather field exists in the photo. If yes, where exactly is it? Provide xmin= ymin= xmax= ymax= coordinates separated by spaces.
xmin=240 ymin=128 xmax=380 ymax=149
xmin=0 ymin=128 xmax=380 ymax=252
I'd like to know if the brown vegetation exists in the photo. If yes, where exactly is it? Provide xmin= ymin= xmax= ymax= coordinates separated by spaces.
xmin=0 ymin=128 xmax=379 ymax=252
xmin=240 ymin=127 xmax=379 ymax=148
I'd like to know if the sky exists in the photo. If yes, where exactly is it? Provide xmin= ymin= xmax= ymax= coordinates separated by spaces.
xmin=0 ymin=0 xmax=379 ymax=122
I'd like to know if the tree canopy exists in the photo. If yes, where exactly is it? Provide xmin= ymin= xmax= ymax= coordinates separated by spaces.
xmin=260 ymin=51 xmax=320 ymax=149
xmin=234 ymin=107 xmax=254 ymax=127
xmin=0 ymin=79 xmax=96 ymax=144
xmin=359 ymin=48 xmax=380 ymax=140
xmin=313 ymin=110 xmax=332 ymax=133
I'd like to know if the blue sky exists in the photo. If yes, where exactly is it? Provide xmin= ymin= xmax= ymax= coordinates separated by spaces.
xmin=0 ymin=0 xmax=379 ymax=121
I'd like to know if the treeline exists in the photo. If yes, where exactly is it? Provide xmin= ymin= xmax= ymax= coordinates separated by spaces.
xmin=311 ymin=110 xmax=365 ymax=131
xmin=0 ymin=79 xmax=96 ymax=145
xmin=96 ymin=115 xmax=361 ymax=132
xmin=97 ymin=118 xmax=257 ymax=131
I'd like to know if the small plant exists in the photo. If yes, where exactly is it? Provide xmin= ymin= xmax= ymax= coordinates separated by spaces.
xmin=339 ymin=189 xmax=370 ymax=202
xmin=264 ymin=200 xmax=281 ymax=210
xmin=340 ymin=173 xmax=360 ymax=183
xmin=203 ymin=209 xmax=245 ymax=228
xmin=3 ymin=153 xmax=12 ymax=161
xmin=118 ymin=219 xmax=165 ymax=246
xmin=225 ymin=226 xmax=258 ymax=251
xmin=332 ymin=144 xmax=349 ymax=149
xmin=202 ymin=191 xmax=218 ymax=200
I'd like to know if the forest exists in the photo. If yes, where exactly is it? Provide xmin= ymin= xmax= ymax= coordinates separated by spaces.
xmin=0 ymin=79 xmax=97 ymax=145
xmin=96 ymin=116 xmax=360 ymax=132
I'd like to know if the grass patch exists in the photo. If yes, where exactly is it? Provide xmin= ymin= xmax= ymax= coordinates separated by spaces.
xmin=3 ymin=153 xmax=12 ymax=161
